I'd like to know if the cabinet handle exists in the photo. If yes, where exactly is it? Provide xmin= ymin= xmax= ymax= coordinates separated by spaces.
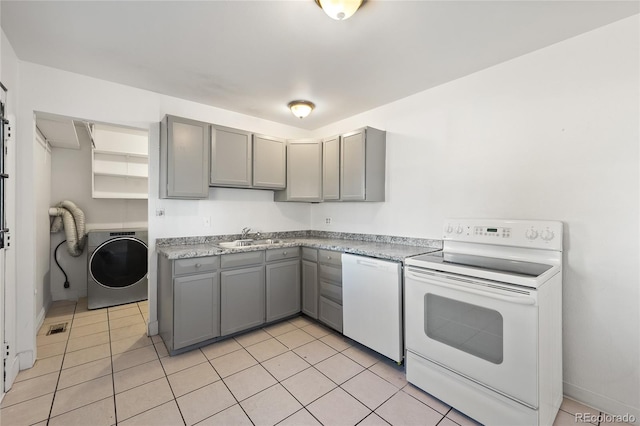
xmin=194 ymin=263 xmax=202 ymax=268
xmin=283 ymin=251 xmax=287 ymax=256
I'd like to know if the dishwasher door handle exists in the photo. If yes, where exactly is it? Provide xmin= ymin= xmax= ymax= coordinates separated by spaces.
xmin=356 ymin=259 xmax=383 ymax=268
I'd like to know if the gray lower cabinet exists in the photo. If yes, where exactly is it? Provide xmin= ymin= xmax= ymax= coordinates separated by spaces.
xmin=174 ymin=272 xmax=220 ymax=349
xmin=160 ymin=115 xmax=210 ymax=199
xmin=158 ymin=255 xmax=220 ymax=353
xmin=301 ymin=248 xmax=319 ymax=319
xmin=317 ymin=249 xmax=343 ymax=332
xmin=220 ymin=251 xmax=266 ymax=335
xmin=340 ymin=127 xmax=386 ymax=202
xmin=266 ymin=256 xmax=301 ymax=322
xmin=220 ymin=266 xmax=265 ymax=335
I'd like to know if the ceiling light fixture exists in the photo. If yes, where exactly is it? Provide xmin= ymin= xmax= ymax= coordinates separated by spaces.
xmin=314 ymin=0 xmax=363 ymax=21
xmin=288 ymin=100 xmax=315 ymax=119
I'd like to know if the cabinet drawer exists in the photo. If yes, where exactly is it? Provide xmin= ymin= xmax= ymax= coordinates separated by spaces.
xmin=174 ymin=256 xmax=220 ymax=276
xmin=221 ymin=251 xmax=265 ymax=269
xmin=319 ymin=280 xmax=342 ymax=304
xmin=302 ymin=247 xmax=318 ymax=262
xmin=319 ymin=296 xmax=342 ymax=332
xmin=319 ymin=263 xmax=342 ymax=284
xmin=318 ymin=249 xmax=342 ymax=266
xmin=266 ymin=247 xmax=300 ymax=262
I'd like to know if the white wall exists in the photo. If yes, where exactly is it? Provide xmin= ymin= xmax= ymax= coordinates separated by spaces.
xmin=34 ymin=132 xmax=51 ymax=327
xmin=310 ymin=16 xmax=640 ymax=421
xmin=48 ymin=123 xmax=148 ymax=301
xmin=14 ymin=61 xmax=311 ymax=361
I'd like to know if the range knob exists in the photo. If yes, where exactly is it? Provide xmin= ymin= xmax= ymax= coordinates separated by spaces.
xmin=525 ymin=228 xmax=539 ymax=240
xmin=456 ymin=225 xmax=464 ymax=234
xmin=541 ymin=229 xmax=555 ymax=241
xmin=446 ymin=224 xmax=454 ymax=234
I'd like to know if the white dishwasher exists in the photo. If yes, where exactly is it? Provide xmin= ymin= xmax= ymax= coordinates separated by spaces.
xmin=342 ymin=253 xmax=403 ymax=363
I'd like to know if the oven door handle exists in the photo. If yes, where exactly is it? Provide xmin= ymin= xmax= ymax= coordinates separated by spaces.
xmin=406 ymin=269 xmax=536 ymax=306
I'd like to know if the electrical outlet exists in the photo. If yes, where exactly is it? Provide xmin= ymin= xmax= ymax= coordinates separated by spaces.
xmin=203 ymin=216 xmax=211 ymax=227
xmin=325 ymin=217 xmax=332 ymax=225
xmin=156 ymin=208 xmax=165 ymax=217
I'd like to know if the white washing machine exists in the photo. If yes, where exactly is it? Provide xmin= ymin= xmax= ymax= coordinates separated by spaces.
xmin=87 ymin=229 xmax=148 ymax=310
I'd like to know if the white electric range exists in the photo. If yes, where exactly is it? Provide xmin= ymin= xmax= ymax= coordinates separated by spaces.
xmin=404 ymin=219 xmax=563 ymax=426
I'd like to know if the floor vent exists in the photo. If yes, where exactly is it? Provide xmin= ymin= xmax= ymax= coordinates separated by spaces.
xmin=46 ymin=323 xmax=68 ymax=335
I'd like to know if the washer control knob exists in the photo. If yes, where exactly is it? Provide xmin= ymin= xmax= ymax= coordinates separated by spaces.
xmin=446 ymin=224 xmax=454 ymax=234
xmin=456 ymin=226 xmax=464 ymax=234
xmin=541 ymin=229 xmax=555 ymax=241
xmin=525 ymin=228 xmax=539 ymax=240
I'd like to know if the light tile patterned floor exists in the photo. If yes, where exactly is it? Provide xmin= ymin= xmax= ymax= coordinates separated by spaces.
xmin=0 ymin=299 xmax=611 ymax=425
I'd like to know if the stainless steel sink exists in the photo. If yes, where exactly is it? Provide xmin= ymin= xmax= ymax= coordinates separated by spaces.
xmin=216 ymin=239 xmax=284 ymax=249
xmin=253 ymin=239 xmax=284 ymax=246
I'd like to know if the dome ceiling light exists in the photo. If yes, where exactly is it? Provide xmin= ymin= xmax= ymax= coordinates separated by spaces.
xmin=314 ymin=0 xmax=364 ymax=21
xmin=288 ymin=100 xmax=315 ymax=119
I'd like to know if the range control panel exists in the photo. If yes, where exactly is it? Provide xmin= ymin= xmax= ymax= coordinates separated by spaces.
xmin=443 ymin=219 xmax=563 ymax=250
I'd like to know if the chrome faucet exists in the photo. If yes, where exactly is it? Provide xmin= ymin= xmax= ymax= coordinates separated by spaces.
xmin=241 ymin=227 xmax=251 ymax=239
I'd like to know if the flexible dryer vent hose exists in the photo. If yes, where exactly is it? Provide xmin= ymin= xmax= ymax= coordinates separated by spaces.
xmin=49 ymin=200 xmax=86 ymax=257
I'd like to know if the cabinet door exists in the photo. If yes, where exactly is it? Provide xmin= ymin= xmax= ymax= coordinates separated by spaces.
xmin=322 ymin=136 xmax=340 ymax=201
xmin=173 ymin=272 xmax=219 ymax=349
xmin=266 ymin=259 xmax=300 ymax=322
xmin=221 ymin=266 xmax=265 ymax=335
xmin=319 ymin=296 xmax=343 ymax=332
xmin=163 ymin=116 xmax=210 ymax=199
xmin=210 ymin=125 xmax=252 ymax=187
xmin=253 ymin=135 xmax=286 ymax=189
xmin=301 ymin=260 xmax=318 ymax=319
xmin=287 ymin=141 xmax=322 ymax=201
xmin=340 ymin=130 xmax=366 ymax=201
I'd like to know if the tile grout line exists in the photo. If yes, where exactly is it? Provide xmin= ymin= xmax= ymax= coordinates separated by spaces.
xmin=106 ymin=306 xmax=119 ymax=426
xmin=204 ymin=353 xmax=257 ymax=426
xmin=232 ymin=320 xmax=324 ymax=426
xmin=153 ymin=334 xmax=187 ymax=426
xmin=44 ymin=301 xmax=77 ymax=425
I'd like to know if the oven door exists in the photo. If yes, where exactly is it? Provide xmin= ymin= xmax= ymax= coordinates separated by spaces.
xmin=405 ymin=266 xmax=539 ymax=408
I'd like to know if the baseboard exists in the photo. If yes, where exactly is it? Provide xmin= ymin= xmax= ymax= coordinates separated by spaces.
xmin=564 ymin=381 xmax=639 ymax=425
xmin=4 ymin=355 xmax=20 ymax=391
xmin=36 ymin=306 xmax=46 ymax=332
xmin=51 ymin=289 xmax=79 ymax=302
xmin=17 ymin=350 xmax=34 ymax=372
xmin=147 ymin=320 xmax=158 ymax=336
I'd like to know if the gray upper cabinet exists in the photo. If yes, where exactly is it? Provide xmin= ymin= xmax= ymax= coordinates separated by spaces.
xmin=340 ymin=127 xmax=386 ymax=202
xmin=274 ymin=140 xmax=322 ymax=202
xmin=253 ymin=135 xmax=286 ymax=189
xmin=160 ymin=115 xmax=210 ymax=199
xmin=210 ymin=125 xmax=252 ymax=187
xmin=322 ymin=136 xmax=340 ymax=201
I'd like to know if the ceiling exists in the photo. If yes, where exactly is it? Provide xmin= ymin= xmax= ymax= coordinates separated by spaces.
xmin=1 ymin=1 xmax=638 ymax=130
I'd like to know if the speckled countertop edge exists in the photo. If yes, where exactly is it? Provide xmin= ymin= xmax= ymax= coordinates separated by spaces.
xmin=156 ymin=231 xmax=442 ymax=262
